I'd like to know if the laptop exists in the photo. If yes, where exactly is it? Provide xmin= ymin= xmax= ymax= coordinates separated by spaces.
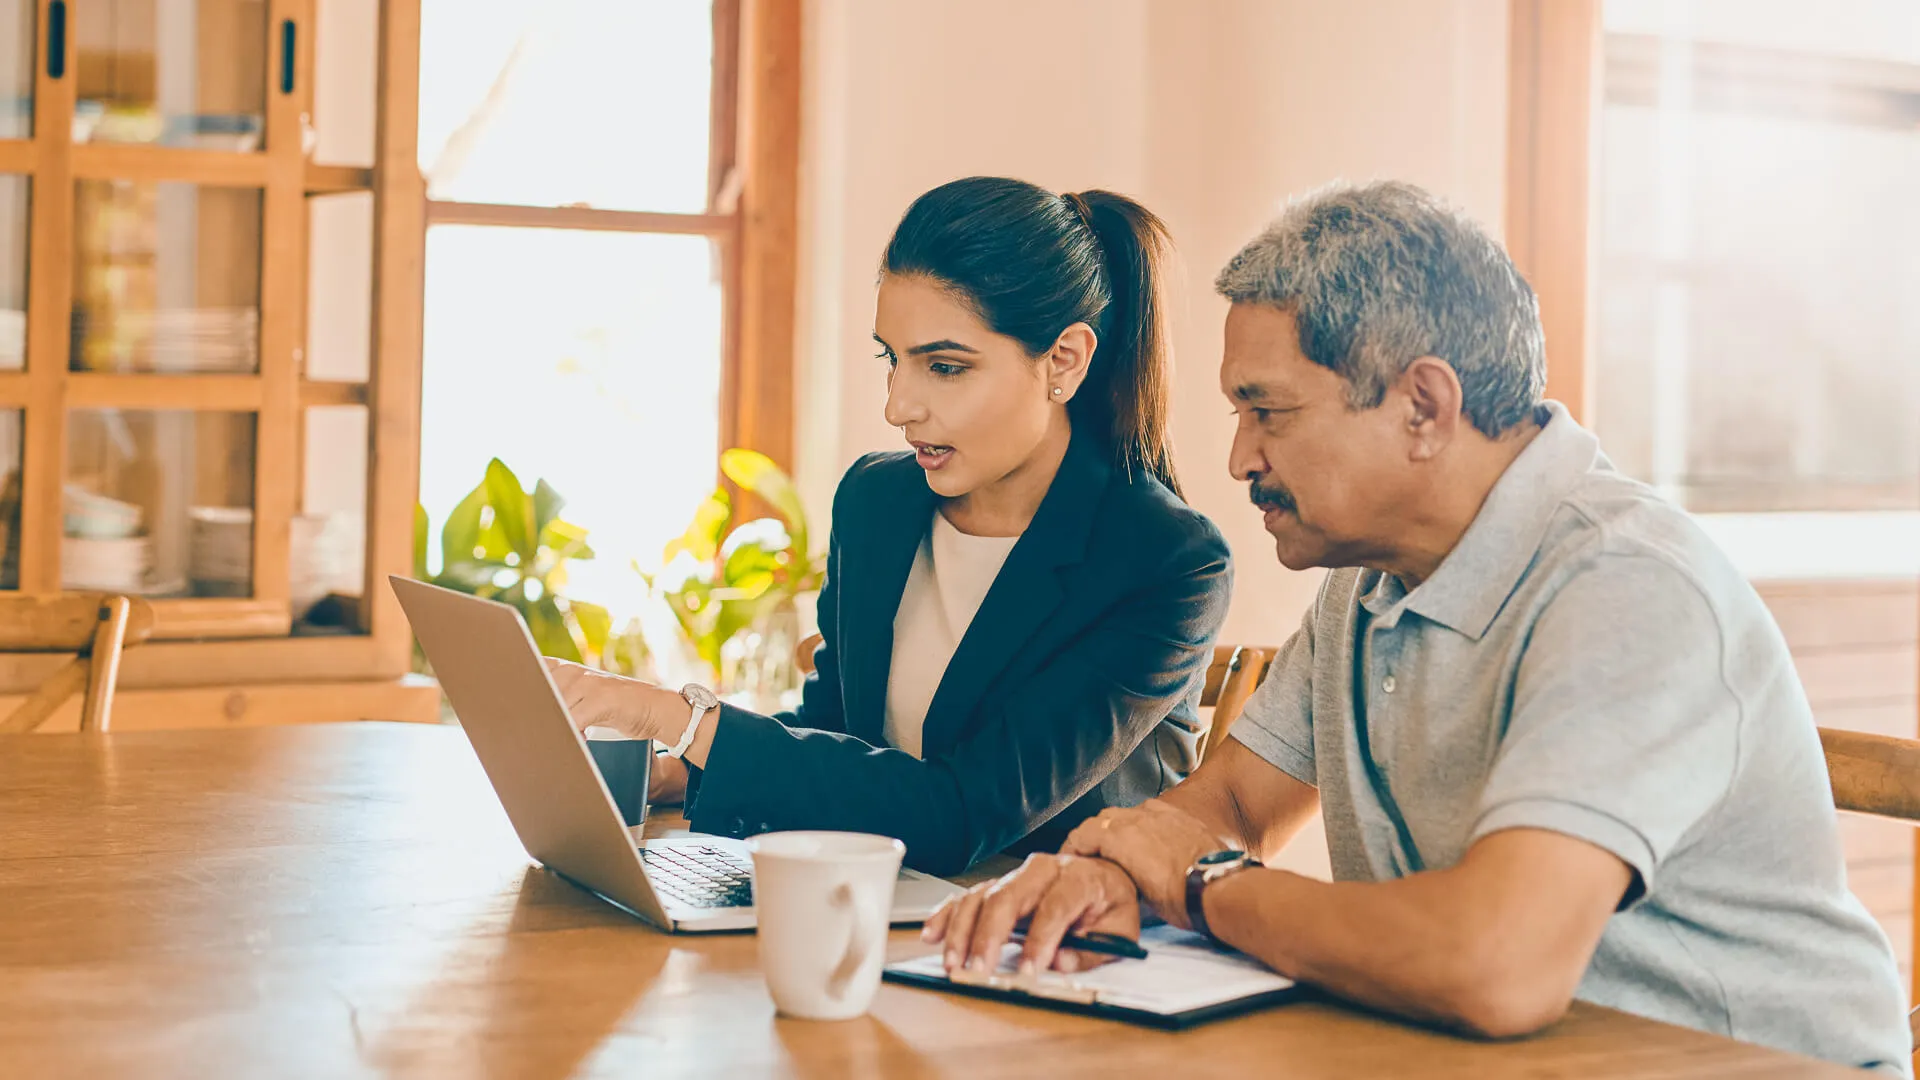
xmin=391 ymin=575 xmax=964 ymax=932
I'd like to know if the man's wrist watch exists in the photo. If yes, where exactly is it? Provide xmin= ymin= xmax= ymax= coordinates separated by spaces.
xmin=664 ymin=684 xmax=719 ymax=759
xmin=1185 ymin=849 xmax=1261 ymax=940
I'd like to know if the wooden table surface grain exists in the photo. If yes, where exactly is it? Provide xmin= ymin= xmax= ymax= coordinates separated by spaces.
xmin=0 ymin=723 xmax=1863 ymax=1079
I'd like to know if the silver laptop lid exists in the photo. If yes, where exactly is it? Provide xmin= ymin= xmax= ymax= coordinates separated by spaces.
xmin=389 ymin=575 xmax=667 ymax=925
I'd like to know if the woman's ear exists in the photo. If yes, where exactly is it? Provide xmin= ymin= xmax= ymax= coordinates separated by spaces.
xmin=1045 ymin=322 xmax=1097 ymax=404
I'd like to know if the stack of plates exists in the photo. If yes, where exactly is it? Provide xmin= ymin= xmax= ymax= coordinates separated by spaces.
xmin=64 ymin=484 xmax=142 ymax=540
xmin=63 ymin=535 xmax=151 ymax=593
xmin=189 ymin=506 xmax=253 ymax=598
xmin=147 ymin=308 xmax=259 ymax=373
xmin=292 ymin=512 xmax=363 ymax=620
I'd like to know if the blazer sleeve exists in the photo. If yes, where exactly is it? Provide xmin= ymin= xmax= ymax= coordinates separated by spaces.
xmin=686 ymin=529 xmax=1232 ymax=876
xmin=587 ymin=464 xmax=860 ymax=822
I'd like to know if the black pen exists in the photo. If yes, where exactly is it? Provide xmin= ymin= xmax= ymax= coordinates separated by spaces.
xmin=1012 ymin=930 xmax=1149 ymax=960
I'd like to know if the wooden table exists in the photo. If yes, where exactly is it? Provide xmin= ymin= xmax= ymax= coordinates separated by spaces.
xmin=0 ymin=723 xmax=1860 ymax=1079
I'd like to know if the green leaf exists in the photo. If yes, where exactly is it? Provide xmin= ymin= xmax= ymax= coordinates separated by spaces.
xmin=719 ymin=542 xmax=781 ymax=599
xmin=525 ymin=594 xmax=583 ymax=662
xmin=484 ymin=458 xmax=537 ymax=561
xmin=721 ymin=449 xmax=809 ymax=562
xmin=539 ymin=518 xmax=592 ymax=563
xmin=663 ymin=489 xmax=731 ymax=565
xmin=570 ymin=599 xmax=612 ymax=657
xmin=412 ymin=503 xmax=430 ymax=579
xmin=533 ymin=478 xmax=566 ymax=535
xmin=709 ymin=596 xmax=763 ymax=661
xmin=433 ymin=560 xmax=502 ymax=594
xmin=441 ymin=482 xmax=488 ymax=573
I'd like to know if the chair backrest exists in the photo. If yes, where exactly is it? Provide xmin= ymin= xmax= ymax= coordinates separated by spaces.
xmin=1814 ymin=726 xmax=1920 ymax=1054
xmin=793 ymin=633 xmax=1274 ymax=762
xmin=1820 ymin=728 xmax=1920 ymax=822
xmin=0 ymin=594 xmax=155 ymax=734
xmin=1199 ymin=645 xmax=1276 ymax=761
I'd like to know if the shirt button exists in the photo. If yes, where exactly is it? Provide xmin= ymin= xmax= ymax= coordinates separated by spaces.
xmin=1382 ymin=674 xmax=1397 ymax=694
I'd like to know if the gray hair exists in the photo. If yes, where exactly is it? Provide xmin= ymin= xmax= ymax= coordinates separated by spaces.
xmin=1214 ymin=181 xmax=1545 ymax=436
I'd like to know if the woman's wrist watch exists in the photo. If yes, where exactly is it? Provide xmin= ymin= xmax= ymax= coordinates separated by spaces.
xmin=1184 ymin=849 xmax=1261 ymax=940
xmin=664 ymin=683 xmax=718 ymax=758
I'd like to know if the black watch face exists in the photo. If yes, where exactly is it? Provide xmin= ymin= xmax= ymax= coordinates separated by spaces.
xmin=1198 ymin=849 xmax=1247 ymax=867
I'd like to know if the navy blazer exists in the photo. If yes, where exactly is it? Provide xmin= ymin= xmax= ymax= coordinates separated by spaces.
xmin=591 ymin=434 xmax=1232 ymax=876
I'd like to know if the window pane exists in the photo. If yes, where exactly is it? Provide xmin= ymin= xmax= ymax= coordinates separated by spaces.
xmin=0 ymin=174 xmax=24 ymax=371
xmin=66 ymin=409 xmax=256 ymax=597
xmin=0 ymin=0 xmax=32 ymax=139
xmin=1595 ymin=1 xmax=1920 ymax=512
xmin=418 ymin=0 xmax=714 ymax=213
xmin=74 ymin=0 xmax=268 ymax=150
xmin=298 ymin=405 xmax=367 ymax=632
xmin=419 ymin=226 xmax=722 ymax=612
xmin=0 ymin=409 xmax=19 ymax=589
xmin=73 ymin=180 xmax=262 ymax=374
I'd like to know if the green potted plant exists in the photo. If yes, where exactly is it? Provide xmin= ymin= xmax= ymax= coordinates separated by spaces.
xmin=647 ymin=449 xmax=823 ymax=703
xmin=412 ymin=458 xmax=613 ymax=665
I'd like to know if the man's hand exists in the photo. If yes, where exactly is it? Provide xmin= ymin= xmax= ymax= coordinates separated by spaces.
xmin=1062 ymin=799 xmax=1232 ymax=928
xmin=921 ymin=853 xmax=1141 ymax=976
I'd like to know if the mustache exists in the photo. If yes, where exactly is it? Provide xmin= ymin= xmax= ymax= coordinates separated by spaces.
xmin=1249 ymin=476 xmax=1296 ymax=514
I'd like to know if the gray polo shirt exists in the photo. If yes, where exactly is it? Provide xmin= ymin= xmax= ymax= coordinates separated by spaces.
xmin=1233 ymin=402 xmax=1910 ymax=1074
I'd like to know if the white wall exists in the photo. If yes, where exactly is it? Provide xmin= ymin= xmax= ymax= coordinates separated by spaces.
xmin=797 ymin=0 xmax=1510 ymax=879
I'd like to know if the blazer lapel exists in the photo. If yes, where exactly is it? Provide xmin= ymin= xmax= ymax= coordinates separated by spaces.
xmin=839 ymin=464 xmax=937 ymax=744
xmin=916 ymin=435 xmax=1111 ymax=757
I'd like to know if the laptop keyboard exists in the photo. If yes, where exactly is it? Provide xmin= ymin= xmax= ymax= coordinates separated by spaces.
xmin=640 ymin=844 xmax=756 ymax=909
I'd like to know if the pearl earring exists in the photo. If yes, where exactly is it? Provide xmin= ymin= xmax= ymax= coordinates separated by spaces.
xmin=1052 ymin=387 xmax=1064 ymax=397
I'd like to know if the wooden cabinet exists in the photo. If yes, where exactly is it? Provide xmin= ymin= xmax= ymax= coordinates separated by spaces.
xmin=0 ymin=0 xmax=435 ymax=729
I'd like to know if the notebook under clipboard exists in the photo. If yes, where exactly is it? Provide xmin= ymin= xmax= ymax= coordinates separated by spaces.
xmin=882 ymin=925 xmax=1312 ymax=1029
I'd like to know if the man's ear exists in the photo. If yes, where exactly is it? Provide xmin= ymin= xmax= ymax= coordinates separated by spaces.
xmin=1046 ymin=322 xmax=1097 ymax=403
xmin=1399 ymin=356 xmax=1464 ymax=461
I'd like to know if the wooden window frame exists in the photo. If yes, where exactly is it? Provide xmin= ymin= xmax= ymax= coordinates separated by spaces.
xmin=1505 ymin=0 xmax=1601 ymax=426
xmin=419 ymin=0 xmax=800 ymax=473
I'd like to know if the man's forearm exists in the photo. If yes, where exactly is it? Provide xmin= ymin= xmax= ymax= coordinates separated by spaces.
xmin=1201 ymin=866 xmax=1568 ymax=1038
xmin=1156 ymin=740 xmax=1321 ymax=862
xmin=1158 ymin=781 xmax=1253 ymax=851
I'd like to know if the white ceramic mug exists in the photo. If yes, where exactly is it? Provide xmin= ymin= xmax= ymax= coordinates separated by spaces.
xmin=747 ymin=831 xmax=905 ymax=1020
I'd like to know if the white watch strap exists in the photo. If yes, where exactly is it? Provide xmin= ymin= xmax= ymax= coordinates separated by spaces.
xmin=665 ymin=695 xmax=710 ymax=758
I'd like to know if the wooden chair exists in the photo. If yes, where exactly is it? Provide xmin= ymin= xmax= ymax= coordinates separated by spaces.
xmin=1197 ymin=644 xmax=1277 ymax=760
xmin=793 ymin=634 xmax=1275 ymax=762
xmin=0 ymin=594 xmax=156 ymax=734
xmin=1817 ymin=727 xmax=1920 ymax=1053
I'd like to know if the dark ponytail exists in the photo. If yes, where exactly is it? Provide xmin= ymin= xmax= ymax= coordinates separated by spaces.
xmin=881 ymin=176 xmax=1182 ymax=499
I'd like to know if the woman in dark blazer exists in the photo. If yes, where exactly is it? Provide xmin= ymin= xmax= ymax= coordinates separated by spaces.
xmin=549 ymin=177 xmax=1231 ymax=877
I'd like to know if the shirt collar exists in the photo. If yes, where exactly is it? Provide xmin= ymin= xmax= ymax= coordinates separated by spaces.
xmin=1397 ymin=401 xmax=1602 ymax=641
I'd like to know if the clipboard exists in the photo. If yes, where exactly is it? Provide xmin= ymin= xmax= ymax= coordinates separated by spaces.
xmin=882 ymin=925 xmax=1313 ymax=1030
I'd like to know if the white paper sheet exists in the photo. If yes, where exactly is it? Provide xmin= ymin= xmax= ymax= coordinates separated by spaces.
xmin=890 ymin=924 xmax=1296 ymax=1015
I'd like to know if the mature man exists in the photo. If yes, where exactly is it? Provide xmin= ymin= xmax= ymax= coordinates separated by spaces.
xmin=925 ymin=181 xmax=1910 ymax=1073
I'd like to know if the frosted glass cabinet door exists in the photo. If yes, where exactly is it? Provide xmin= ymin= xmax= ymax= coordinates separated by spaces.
xmin=0 ymin=409 xmax=19 ymax=590
xmin=64 ymin=409 xmax=256 ymax=599
xmin=0 ymin=0 xmax=31 ymax=140
xmin=74 ymin=0 xmax=270 ymax=151
xmin=72 ymin=180 xmax=263 ymax=374
xmin=0 ymin=174 xmax=24 ymax=372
